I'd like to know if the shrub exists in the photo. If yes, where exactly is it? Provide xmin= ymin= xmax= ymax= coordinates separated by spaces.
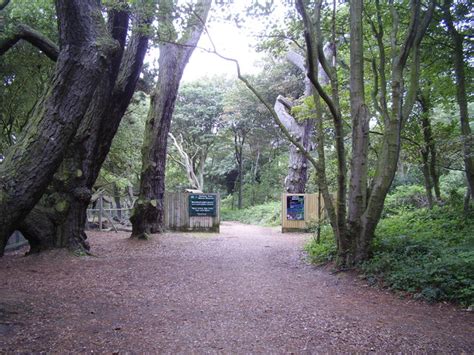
xmin=304 ymin=224 xmax=336 ymax=264
xmin=305 ymin=204 xmax=474 ymax=306
xmin=384 ymin=184 xmax=428 ymax=215
xmin=221 ymin=201 xmax=281 ymax=226
xmin=363 ymin=205 xmax=474 ymax=306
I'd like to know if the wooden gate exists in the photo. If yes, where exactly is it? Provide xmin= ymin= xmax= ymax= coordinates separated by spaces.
xmin=164 ymin=192 xmax=220 ymax=232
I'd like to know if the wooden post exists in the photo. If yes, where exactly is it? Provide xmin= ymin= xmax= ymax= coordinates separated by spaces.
xmin=98 ymin=194 xmax=103 ymax=231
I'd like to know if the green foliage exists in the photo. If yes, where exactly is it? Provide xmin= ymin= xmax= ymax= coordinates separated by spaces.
xmin=98 ymin=93 xmax=149 ymax=191
xmin=363 ymin=204 xmax=474 ymax=306
xmin=384 ymin=185 xmax=428 ymax=215
xmin=304 ymin=224 xmax=337 ymax=264
xmin=0 ymin=0 xmax=56 ymax=153
xmin=221 ymin=201 xmax=280 ymax=226
xmin=305 ymin=203 xmax=474 ymax=306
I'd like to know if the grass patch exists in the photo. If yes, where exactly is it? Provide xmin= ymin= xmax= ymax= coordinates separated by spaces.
xmin=221 ymin=201 xmax=280 ymax=226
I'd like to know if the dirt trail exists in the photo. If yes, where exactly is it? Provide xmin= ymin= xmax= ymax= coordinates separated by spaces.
xmin=1 ymin=221 xmax=473 ymax=353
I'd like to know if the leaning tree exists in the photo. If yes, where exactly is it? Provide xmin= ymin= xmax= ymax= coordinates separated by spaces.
xmin=0 ymin=0 xmax=155 ymax=255
xmin=0 ymin=0 xmax=118 ymax=254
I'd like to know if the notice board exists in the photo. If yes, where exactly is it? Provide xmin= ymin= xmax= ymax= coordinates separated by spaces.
xmin=189 ymin=194 xmax=217 ymax=217
xmin=286 ymin=195 xmax=305 ymax=220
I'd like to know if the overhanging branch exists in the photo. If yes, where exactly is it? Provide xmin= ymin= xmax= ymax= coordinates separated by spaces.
xmin=0 ymin=24 xmax=59 ymax=61
xmin=0 ymin=0 xmax=10 ymax=11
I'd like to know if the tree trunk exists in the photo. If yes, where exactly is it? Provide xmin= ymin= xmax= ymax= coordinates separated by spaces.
xmin=277 ymin=51 xmax=316 ymax=194
xmin=356 ymin=0 xmax=434 ymax=263
xmin=347 ymin=0 xmax=370 ymax=265
xmin=17 ymin=9 xmax=150 ymax=253
xmin=0 ymin=0 xmax=117 ymax=255
xmin=131 ymin=0 xmax=211 ymax=238
xmin=114 ymin=183 xmax=123 ymax=220
xmin=419 ymin=92 xmax=439 ymax=205
xmin=421 ymin=147 xmax=434 ymax=208
xmin=442 ymin=2 xmax=474 ymax=201
xmin=275 ymin=96 xmax=311 ymax=193
xmin=238 ymin=153 xmax=244 ymax=210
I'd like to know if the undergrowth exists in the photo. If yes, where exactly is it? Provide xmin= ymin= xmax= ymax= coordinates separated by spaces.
xmin=305 ymin=203 xmax=474 ymax=306
xmin=221 ymin=201 xmax=280 ymax=226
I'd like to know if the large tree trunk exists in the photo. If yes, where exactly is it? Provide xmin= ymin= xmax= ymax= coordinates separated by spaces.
xmin=442 ymin=1 xmax=474 ymax=202
xmin=131 ymin=0 xmax=211 ymax=238
xmin=17 ymin=9 xmax=151 ymax=253
xmin=276 ymin=51 xmax=315 ymax=194
xmin=275 ymin=96 xmax=311 ymax=193
xmin=0 ymin=0 xmax=117 ymax=255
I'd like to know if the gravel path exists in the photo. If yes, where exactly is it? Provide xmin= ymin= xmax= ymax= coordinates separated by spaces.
xmin=1 ymin=221 xmax=473 ymax=353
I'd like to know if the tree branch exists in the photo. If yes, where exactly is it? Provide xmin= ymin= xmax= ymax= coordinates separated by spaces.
xmin=0 ymin=0 xmax=10 ymax=11
xmin=0 ymin=24 xmax=59 ymax=61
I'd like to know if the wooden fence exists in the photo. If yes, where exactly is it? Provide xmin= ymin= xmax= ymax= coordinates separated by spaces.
xmin=281 ymin=193 xmax=324 ymax=232
xmin=164 ymin=192 xmax=220 ymax=232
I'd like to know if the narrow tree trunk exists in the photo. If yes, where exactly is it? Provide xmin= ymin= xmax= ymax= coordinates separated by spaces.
xmin=347 ymin=0 xmax=370 ymax=265
xmin=419 ymin=92 xmax=438 ymax=205
xmin=238 ymin=154 xmax=243 ymax=209
xmin=114 ymin=183 xmax=123 ymax=220
xmin=131 ymin=0 xmax=211 ymax=238
xmin=421 ymin=147 xmax=434 ymax=208
xmin=0 ymin=0 xmax=117 ymax=255
xmin=443 ymin=2 xmax=474 ymax=201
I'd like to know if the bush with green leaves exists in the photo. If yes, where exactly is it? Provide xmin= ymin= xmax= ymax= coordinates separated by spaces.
xmin=221 ymin=201 xmax=281 ymax=226
xmin=305 ymin=203 xmax=474 ymax=306
xmin=304 ymin=224 xmax=337 ymax=264
xmin=383 ymin=184 xmax=429 ymax=215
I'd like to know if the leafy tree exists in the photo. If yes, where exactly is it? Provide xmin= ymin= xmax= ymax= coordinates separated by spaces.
xmin=441 ymin=0 xmax=474 ymax=204
xmin=168 ymin=77 xmax=226 ymax=191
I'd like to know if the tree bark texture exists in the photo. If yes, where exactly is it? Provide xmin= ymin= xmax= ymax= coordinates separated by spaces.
xmin=131 ymin=0 xmax=212 ymax=238
xmin=276 ymin=50 xmax=317 ymax=194
xmin=442 ymin=1 xmax=474 ymax=201
xmin=356 ymin=0 xmax=434 ymax=263
xmin=419 ymin=92 xmax=440 ymax=204
xmin=0 ymin=23 xmax=59 ymax=60
xmin=0 ymin=0 xmax=117 ymax=255
xmin=274 ymin=96 xmax=311 ymax=193
xmin=347 ymin=0 xmax=370 ymax=264
xmin=18 ymin=8 xmax=151 ymax=253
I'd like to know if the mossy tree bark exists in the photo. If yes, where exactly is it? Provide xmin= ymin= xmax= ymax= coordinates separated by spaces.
xmin=131 ymin=0 xmax=212 ymax=238
xmin=0 ymin=0 xmax=117 ymax=255
xmin=17 ymin=6 xmax=152 ymax=254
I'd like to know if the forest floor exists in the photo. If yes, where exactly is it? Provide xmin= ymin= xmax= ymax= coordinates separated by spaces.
xmin=0 ymin=222 xmax=473 ymax=353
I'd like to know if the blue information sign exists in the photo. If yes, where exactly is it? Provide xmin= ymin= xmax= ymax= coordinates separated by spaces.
xmin=286 ymin=195 xmax=304 ymax=220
